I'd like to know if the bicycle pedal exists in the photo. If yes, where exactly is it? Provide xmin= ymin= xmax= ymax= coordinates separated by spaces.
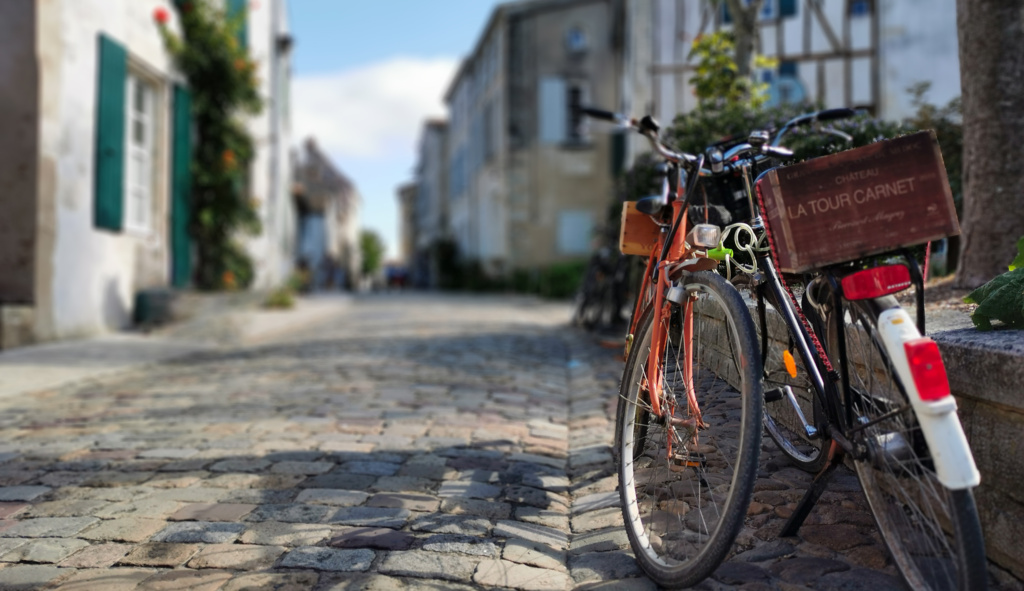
xmin=672 ymin=451 xmax=707 ymax=468
xmin=764 ymin=387 xmax=785 ymax=403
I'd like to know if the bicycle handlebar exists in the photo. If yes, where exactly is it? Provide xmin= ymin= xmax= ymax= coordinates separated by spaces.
xmin=771 ymin=107 xmax=860 ymax=146
xmin=576 ymin=104 xmax=858 ymax=177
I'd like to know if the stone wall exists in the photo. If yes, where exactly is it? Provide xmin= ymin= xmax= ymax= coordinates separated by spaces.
xmin=935 ymin=328 xmax=1024 ymax=579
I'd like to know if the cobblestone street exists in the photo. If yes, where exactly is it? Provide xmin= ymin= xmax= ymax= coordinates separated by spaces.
xmin=0 ymin=294 xmax=1018 ymax=590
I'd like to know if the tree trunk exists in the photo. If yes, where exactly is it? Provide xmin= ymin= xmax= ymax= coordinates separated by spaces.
xmin=953 ymin=0 xmax=1024 ymax=288
xmin=724 ymin=0 xmax=763 ymax=77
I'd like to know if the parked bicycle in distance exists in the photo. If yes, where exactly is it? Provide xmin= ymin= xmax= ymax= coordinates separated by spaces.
xmin=578 ymin=104 xmax=986 ymax=590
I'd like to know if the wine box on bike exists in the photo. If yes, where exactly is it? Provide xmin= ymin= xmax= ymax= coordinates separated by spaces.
xmin=756 ymin=130 xmax=959 ymax=273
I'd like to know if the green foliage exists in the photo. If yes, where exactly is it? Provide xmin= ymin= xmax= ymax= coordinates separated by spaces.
xmin=263 ymin=285 xmax=296 ymax=309
xmin=1010 ymin=237 xmax=1024 ymax=272
xmin=429 ymin=238 xmax=463 ymax=289
xmin=221 ymin=240 xmax=255 ymax=290
xmin=428 ymin=233 xmax=585 ymax=298
xmin=360 ymin=230 xmax=386 ymax=276
xmin=778 ymin=114 xmax=905 ymax=162
xmin=536 ymin=261 xmax=588 ymax=299
xmin=906 ymin=82 xmax=963 ymax=214
xmin=160 ymin=0 xmax=263 ymax=290
xmin=689 ymin=32 xmax=774 ymax=110
xmin=965 ymin=237 xmax=1024 ymax=330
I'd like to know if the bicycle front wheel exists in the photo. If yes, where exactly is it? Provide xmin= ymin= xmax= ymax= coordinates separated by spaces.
xmin=617 ymin=271 xmax=763 ymax=588
xmin=825 ymin=298 xmax=986 ymax=591
xmin=738 ymin=277 xmax=829 ymax=473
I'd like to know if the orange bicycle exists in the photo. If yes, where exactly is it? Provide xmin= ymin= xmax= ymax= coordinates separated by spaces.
xmin=580 ymin=107 xmax=791 ymax=587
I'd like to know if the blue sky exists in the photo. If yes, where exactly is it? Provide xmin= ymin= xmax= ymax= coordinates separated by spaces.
xmin=289 ymin=0 xmax=504 ymax=259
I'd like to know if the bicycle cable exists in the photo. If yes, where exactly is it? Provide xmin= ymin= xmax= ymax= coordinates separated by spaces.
xmin=753 ymin=182 xmax=836 ymax=375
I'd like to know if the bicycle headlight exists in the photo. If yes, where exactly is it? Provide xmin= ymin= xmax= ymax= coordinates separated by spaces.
xmin=687 ymin=224 xmax=721 ymax=248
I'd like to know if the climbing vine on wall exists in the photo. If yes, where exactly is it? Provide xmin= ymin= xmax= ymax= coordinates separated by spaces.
xmin=157 ymin=0 xmax=263 ymax=290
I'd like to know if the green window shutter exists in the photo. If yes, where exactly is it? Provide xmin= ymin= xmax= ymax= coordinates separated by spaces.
xmin=227 ymin=0 xmax=248 ymax=51
xmin=780 ymin=0 xmax=797 ymax=17
xmin=94 ymin=34 xmax=127 ymax=232
xmin=171 ymin=85 xmax=193 ymax=288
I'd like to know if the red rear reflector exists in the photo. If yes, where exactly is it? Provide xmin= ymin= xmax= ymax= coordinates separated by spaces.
xmin=841 ymin=265 xmax=912 ymax=300
xmin=904 ymin=338 xmax=951 ymax=402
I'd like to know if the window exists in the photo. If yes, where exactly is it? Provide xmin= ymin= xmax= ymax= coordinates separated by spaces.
xmin=125 ymin=73 xmax=156 ymax=233
xmin=557 ymin=211 xmax=595 ymax=255
xmin=566 ymin=26 xmax=587 ymax=53
xmin=849 ymin=0 xmax=872 ymax=17
xmin=539 ymin=77 xmax=590 ymax=146
xmin=94 ymin=35 xmax=168 ymax=235
xmin=538 ymin=77 xmax=567 ymax=144
xmin=723 ymin=0 xmax=796 ymax=22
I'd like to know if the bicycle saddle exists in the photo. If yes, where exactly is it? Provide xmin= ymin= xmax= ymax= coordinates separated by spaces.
xmin=635 ymin=194 xmax=668 ymax=216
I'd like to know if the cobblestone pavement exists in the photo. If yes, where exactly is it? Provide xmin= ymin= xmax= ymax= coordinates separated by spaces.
xmin=0 ymin=294 xmax=1019 ymax=590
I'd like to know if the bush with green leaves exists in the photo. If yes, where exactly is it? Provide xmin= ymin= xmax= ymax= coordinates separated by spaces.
xmin=160 ymin=0 xmax=263 ymax=290
xmin=964 ymin=237 xmax=1024 ymax=330
xmin=360 ymin=230 xmax=386 ymax=276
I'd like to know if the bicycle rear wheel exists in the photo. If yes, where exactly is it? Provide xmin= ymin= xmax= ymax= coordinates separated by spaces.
xmin=616 ymin=271 xmax=762 ymax=588
xmin=825 ymin=298 xmax=986 ymax=591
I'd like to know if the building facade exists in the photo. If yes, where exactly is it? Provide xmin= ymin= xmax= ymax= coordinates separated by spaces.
xmin=240 ymin=0 xmax=297 ymax=290
xmin=410 ymin=120 xmax=449 ymax=288
xmin=0 ymin=0 xmax=294 ymax=348
xmin=293 ymin=139 xmax=361 ymax=291
xmin=441 ymin=0 xmax=628 ymax=277
xmin=642 ymin=0 xmax=960 ymax=125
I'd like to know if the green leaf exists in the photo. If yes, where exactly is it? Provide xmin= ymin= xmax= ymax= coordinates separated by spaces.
xmin=1009 ymin=236 xmax=1024 ymax=271
xmin=967 ymin=267 xmax=1024 ymax=330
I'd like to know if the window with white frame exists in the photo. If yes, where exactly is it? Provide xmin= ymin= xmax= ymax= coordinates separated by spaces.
xmin=124 ymin=72 xmax=156 ymax=233
xmin=538 ymin=77 xmax=590 ymax=145
xmin=557 ymin=210 xmax=595 ymax=255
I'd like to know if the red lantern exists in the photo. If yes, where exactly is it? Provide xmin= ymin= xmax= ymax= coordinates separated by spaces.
xmin=154 ymin=7 xmax=170 ymax=25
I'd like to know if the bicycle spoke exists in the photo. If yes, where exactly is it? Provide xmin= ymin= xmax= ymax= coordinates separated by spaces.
xmin=830 ymin=300 xmax=982 ymax=591
xmin=616 ymin=274 xmax=762 ymax=588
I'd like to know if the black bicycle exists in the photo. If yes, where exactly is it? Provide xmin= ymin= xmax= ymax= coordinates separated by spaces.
xmin=582 ymin=105 xmax=986 ymax=590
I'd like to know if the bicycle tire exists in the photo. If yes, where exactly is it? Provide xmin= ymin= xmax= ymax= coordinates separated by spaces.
xmin=616 ymin=271 xmax=763 ymax=588
xmin=824 ymin=297 xmax=987 ymax=591
xmin=573 ymin=263 xmax=603 ymax=328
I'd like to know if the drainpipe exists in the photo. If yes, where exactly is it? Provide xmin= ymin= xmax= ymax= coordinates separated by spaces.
xmin=268 ymin=0 xmax=279 ymax=283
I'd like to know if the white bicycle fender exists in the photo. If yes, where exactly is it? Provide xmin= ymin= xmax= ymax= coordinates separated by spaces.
xmin=876 ymin=308 xmax=981 ymax=490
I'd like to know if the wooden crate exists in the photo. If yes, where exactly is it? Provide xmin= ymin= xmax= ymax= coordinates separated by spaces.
xmin=619 ymin=201 xmax=661 ymax=256
xmin=757 ymin=130 xmax=959 ymax=273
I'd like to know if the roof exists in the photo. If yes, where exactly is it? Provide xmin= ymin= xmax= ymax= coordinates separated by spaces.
xmin=293 ymin=138 xmax=359 ymax=212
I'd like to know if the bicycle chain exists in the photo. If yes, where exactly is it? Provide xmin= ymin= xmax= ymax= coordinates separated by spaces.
xmin=754 ymin=183 xmax=836 ymax=375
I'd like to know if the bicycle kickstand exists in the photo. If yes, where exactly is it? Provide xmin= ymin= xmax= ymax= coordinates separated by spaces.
xmin=779 ymin=440 xmax=845 ymax=538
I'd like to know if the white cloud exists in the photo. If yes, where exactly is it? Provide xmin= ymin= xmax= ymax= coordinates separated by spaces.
xmin=292 ymin=57 xmax=458 ymax=159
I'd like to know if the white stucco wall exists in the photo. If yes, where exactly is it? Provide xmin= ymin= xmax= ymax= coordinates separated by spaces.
xmin=242 ymin=0 xmax=296 ymax=289
xmin=877 ymin=0 xmax=960 ymax=120
xmin=32 ymin=0 xmax=295 ymax=342
xmin=35 ymin=0 xmax=180 ymax=341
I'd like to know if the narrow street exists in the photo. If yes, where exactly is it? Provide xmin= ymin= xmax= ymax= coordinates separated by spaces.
xmin=0 ymin=294 xmax=1014 ymax=590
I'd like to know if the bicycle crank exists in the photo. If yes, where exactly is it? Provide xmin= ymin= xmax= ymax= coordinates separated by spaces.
xmin=764 ymin=385 xmax=819 ymax=439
